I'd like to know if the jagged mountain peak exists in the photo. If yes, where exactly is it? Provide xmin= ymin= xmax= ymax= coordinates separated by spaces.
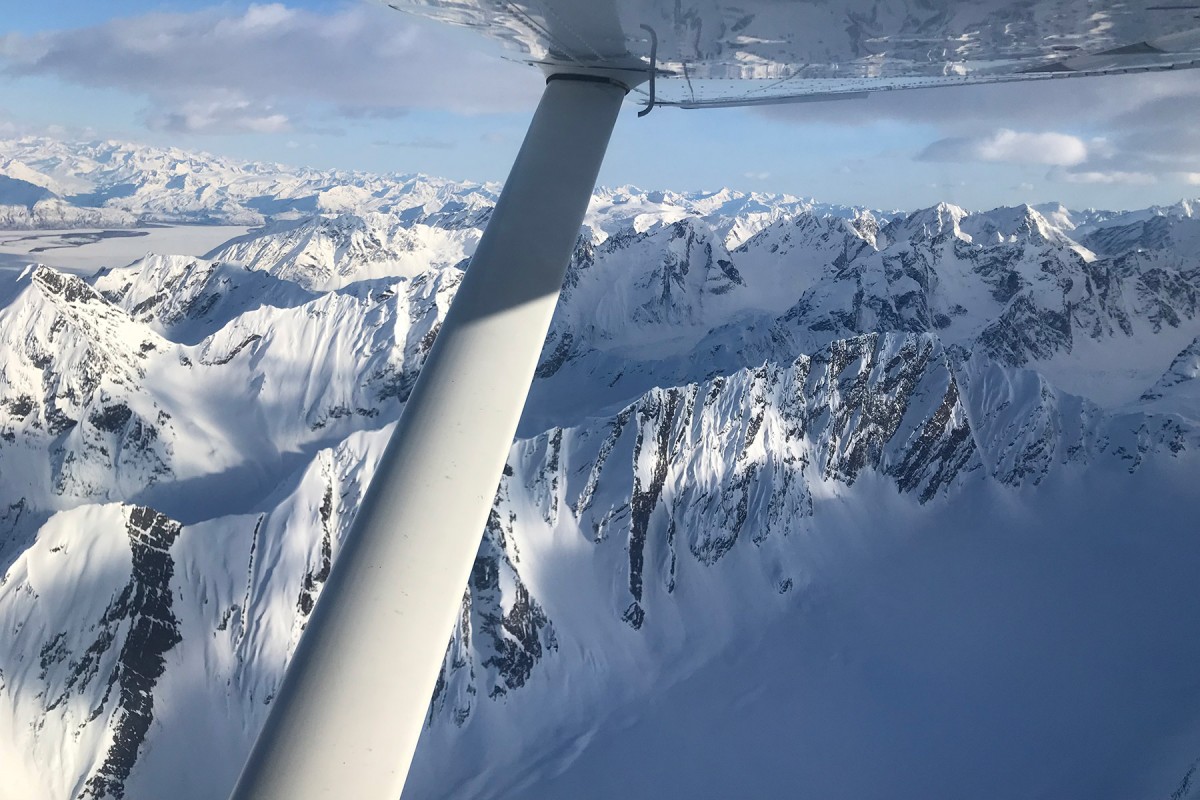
xmin=880 ymin=202 xmax=1072 ymax=250
xmin=1060 ymin=197 xmax=1200 ymax=240
xmin=529 ymin=185 xmax=1200 ymax=435
xmin=736 ymin=208 xmax=876 ymax=255
xmin=583 ymin=184 xmax=870 ymax=251
xmin=1081 ymin=213 xmax=1200 ymax=264
xmin=0 ymin=266 xmax=183 ymax=517
xmin=206 ymin=212 xmax=480 ymax=292
xmin=1154 ymin=197 xmax=1198 ymax=220
xmin=27 ymin=265 xmax=169 ymax=359
xmin=553 ymin=213 xmax=748 ymax=356
xmin=961 ymin=204 xmax=1056 ymax=243
xmin=1032 ymin=201 xmax=1077 ymax=231
xmin=887 ymin=201 xmax=971 ymax=241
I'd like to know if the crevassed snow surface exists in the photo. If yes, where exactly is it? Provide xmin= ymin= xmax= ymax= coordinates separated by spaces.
xmin=1 ymin=140 xmax=1199 ymax=800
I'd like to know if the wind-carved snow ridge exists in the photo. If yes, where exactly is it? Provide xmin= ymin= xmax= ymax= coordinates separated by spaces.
xmin=2 ymin=137 xmax=1200 ymax=800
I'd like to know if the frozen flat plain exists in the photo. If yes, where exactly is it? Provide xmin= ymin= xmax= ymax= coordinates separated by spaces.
xmin=0 ymin=225 xmax=253 ymax=307
xmin=0 ymin=225 xmax=254 ymax=275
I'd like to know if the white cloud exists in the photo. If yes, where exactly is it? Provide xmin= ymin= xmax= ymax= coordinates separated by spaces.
xmin=1184 ymin=173 xmax=1200 ymax=186
xmin=146 ymin=97 xmax=291 ymax=135
xmin=1086 ymin=138 xmax=1118 ymax=160
xmin=0 ymin=3 xmax=542 ymax=134
xmin=1051 ymin=169 xmax=1157 ymax=186
xmin=762 ymin=69 xmax=1200 ymax=196
xmin=225 ymin=3 xmax=297 ymax=32
xmin=920 ymin=129 xmax=1089 ymax=166
xmin=744 ymin=171 xmax=771 ymax=180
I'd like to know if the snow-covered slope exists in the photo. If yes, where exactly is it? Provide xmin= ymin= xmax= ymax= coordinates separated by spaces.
xmin=1 ymin=151 xmax=1199 ymax=800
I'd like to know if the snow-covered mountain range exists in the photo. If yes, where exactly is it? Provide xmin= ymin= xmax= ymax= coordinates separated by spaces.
xmin=0 ymin=137 xmax=845 ymax=244
xmin=1 ymin=139 xmax=1199 ymax=800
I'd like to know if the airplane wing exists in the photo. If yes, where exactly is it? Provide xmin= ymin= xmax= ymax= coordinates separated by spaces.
xmin=384 ymin=0 xmax=1200 ymax=109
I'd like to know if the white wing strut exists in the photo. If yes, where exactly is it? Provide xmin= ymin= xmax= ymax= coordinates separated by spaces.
xmin=228 ymin=74 xmax=627 ymax=800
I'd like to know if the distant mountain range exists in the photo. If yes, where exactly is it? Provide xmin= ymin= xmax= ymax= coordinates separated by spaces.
xmin=1 ymin=138 xmax=1199 ymax=800
xmin=0 ymin=137 xmax=852 ymax=242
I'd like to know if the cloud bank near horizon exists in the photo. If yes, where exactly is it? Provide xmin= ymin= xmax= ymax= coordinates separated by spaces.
xmin=0 ymin=3 xmax=542 ymax=134
xmin=765 ymin=70 xmax=1200 ymax=187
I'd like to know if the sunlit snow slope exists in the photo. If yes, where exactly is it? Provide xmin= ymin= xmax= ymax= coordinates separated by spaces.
xmin=1 ymin=142 xmax=1199 ymax=800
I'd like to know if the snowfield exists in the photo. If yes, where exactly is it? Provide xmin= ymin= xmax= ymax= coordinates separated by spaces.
xmin=0 ymin=227 xmax=257 ymax=276
xmin=0 ymin=138 xmax=1199 ymax=800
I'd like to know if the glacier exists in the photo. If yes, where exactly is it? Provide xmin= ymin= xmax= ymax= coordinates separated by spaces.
xmin=0 ymin=139 xmax=1199 ymax=799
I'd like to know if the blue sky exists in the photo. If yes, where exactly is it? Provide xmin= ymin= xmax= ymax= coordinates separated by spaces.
xmin=2 ymin=1 xmax=1199 ymax=211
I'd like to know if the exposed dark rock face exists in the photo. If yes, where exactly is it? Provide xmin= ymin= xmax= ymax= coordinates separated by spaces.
xmin=572 ymin=407 xmax=635 ymax=542
xmin=534 ymin=331 xmax=574 ymax=379
xmin=295 ymin=484 xmax=334 ymax=620
xmin=625 ymin=389 xmax=679 ymax=627
xmin=1170 ymin=755 xmax=1200 ymax=800
xmin=503 ymin=333 xmax=986 ymax=653
xmin=198 ymin=333 xmax=261 ymax=366
xmin=978 ymin=295 xmax=1073 ymax=366
xmin=430 ymin=471 xmax=558 ymax=725
xmin=70 ymin=507 xmax=182 ymax=800
xmin=888 ymin=377 xmax=976 ymax=503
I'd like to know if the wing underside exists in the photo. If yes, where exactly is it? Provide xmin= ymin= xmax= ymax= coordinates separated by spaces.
xmin=387 ymin=0 xmax=1200 ymax=108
